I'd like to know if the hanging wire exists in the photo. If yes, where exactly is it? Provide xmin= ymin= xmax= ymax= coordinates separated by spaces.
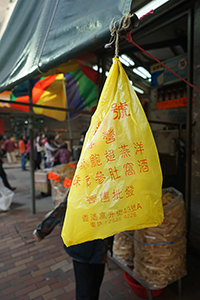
xmin=125 ymin=31 xmax=200 ymax=93
xmin=37 ymin=0 xmax=60 ymax=74
xmin=105 ymin=10 xmax=200 ymax=94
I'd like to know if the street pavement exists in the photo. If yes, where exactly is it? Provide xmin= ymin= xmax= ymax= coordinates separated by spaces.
xmin=3 ymin=158 xmax=53 ymax=213
xmin=1 ymin=158 xmax=200 ymax=299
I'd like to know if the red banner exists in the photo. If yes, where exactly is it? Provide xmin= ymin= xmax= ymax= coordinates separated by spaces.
xmin=0 ymin=120 xmax=4 ymax=133
xmin=157 ymin=97 xmax=187 ymax=110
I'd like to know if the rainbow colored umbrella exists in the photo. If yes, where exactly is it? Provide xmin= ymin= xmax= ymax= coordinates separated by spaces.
xmin=65 ymin=64 xmax=98 ymax=119
xmin=10 ymin=75 xmax=66 ymax=121
xmin=8 ymin=62 xmax=98 ymax=120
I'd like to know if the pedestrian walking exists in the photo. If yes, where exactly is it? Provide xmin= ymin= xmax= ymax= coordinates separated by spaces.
xmin=33 ymin=190 xmax=113 ymax=300
xmin=0 ymin=134 xmax=16 ymax=191
xmin=3 ymin=136 xmax=17 ymax=164
xmin=44 ymin=134 xmax=58 ymax=168
xmin=18 ymin=135 xmax=27 ymax=171
xmin=34 ymin=130 xmax=43 ymax=170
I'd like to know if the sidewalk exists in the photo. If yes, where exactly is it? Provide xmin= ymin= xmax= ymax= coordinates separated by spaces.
xmin=1 ymin=165 xmax=200 ymax=300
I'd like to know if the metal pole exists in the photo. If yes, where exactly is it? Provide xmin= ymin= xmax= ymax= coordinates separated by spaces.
xmin=1 ymin=98 xmax=93 ymax=115
xmin=63 ymin=77 xmax=73 ymax=149
xmin=28 ymin=80 xmax=36 ymax=214
xmin=185 ymin=8 xmax=193 ymax=234
xmin=178 ymin=278 xmax=182 ymax=298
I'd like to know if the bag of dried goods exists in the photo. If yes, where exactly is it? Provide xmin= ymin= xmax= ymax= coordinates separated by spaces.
xmin=133 ymin=187 xmax=187 ymax=288
xmin=113 ymin=231 xmax=135 ymax=266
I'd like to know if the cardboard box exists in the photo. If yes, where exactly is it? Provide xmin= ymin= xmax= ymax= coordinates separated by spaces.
xmin=34 ymin=169 xmax=51 ymax=194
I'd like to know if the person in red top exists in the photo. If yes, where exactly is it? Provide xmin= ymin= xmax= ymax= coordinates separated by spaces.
xmin=3 ymin=136 xmax=17 ymax=164
xmin=50 ymin=141 xmax=71 ymax=165
xmin=18 ymin=135 xmax=27 ymax=171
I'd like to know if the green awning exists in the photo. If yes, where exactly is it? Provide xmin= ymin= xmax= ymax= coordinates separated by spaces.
xmin=0 ymin=0 xmax=133 ymax=92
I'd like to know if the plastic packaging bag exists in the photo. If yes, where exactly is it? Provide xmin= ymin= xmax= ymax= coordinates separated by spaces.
xmin=133 ymin=187 xmax=187 ymax=288
xmin=0 ymin=185 xmax=14 ymax=211
xmin=113 ymin=231 xmax=135 ymax=266
xmin=61 ymin=57 xmax=164 ymax=247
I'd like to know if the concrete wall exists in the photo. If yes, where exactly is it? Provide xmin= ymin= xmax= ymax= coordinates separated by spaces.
xmin=0 ymin=112 xmax=92 ymax=146
xmin=0 ymin=115 xmax=11 ymax=137
xmin=44 ymin=113 xmax=92 ymax=145
xmin=149 ymin=88 xmax=187 ymax=154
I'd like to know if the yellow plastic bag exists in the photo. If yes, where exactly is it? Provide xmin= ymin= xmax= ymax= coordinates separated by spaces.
xmin=61 ymin=57 xmax=164 ymax=247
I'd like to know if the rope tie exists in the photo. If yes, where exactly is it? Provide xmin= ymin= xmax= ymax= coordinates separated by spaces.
xmin=123 ymin=230 xmax=186 ymax=246
xmin=105 ymin=13 xmax=133 ymax=57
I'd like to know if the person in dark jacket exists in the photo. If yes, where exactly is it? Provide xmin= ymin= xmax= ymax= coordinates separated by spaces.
xmin=33 ymin=190 xmax=113 ymax=300
xmin=50 ymin=141 xmax=72 ymax=165
xmin=0 ymin=134 xmax=16 ymax=191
